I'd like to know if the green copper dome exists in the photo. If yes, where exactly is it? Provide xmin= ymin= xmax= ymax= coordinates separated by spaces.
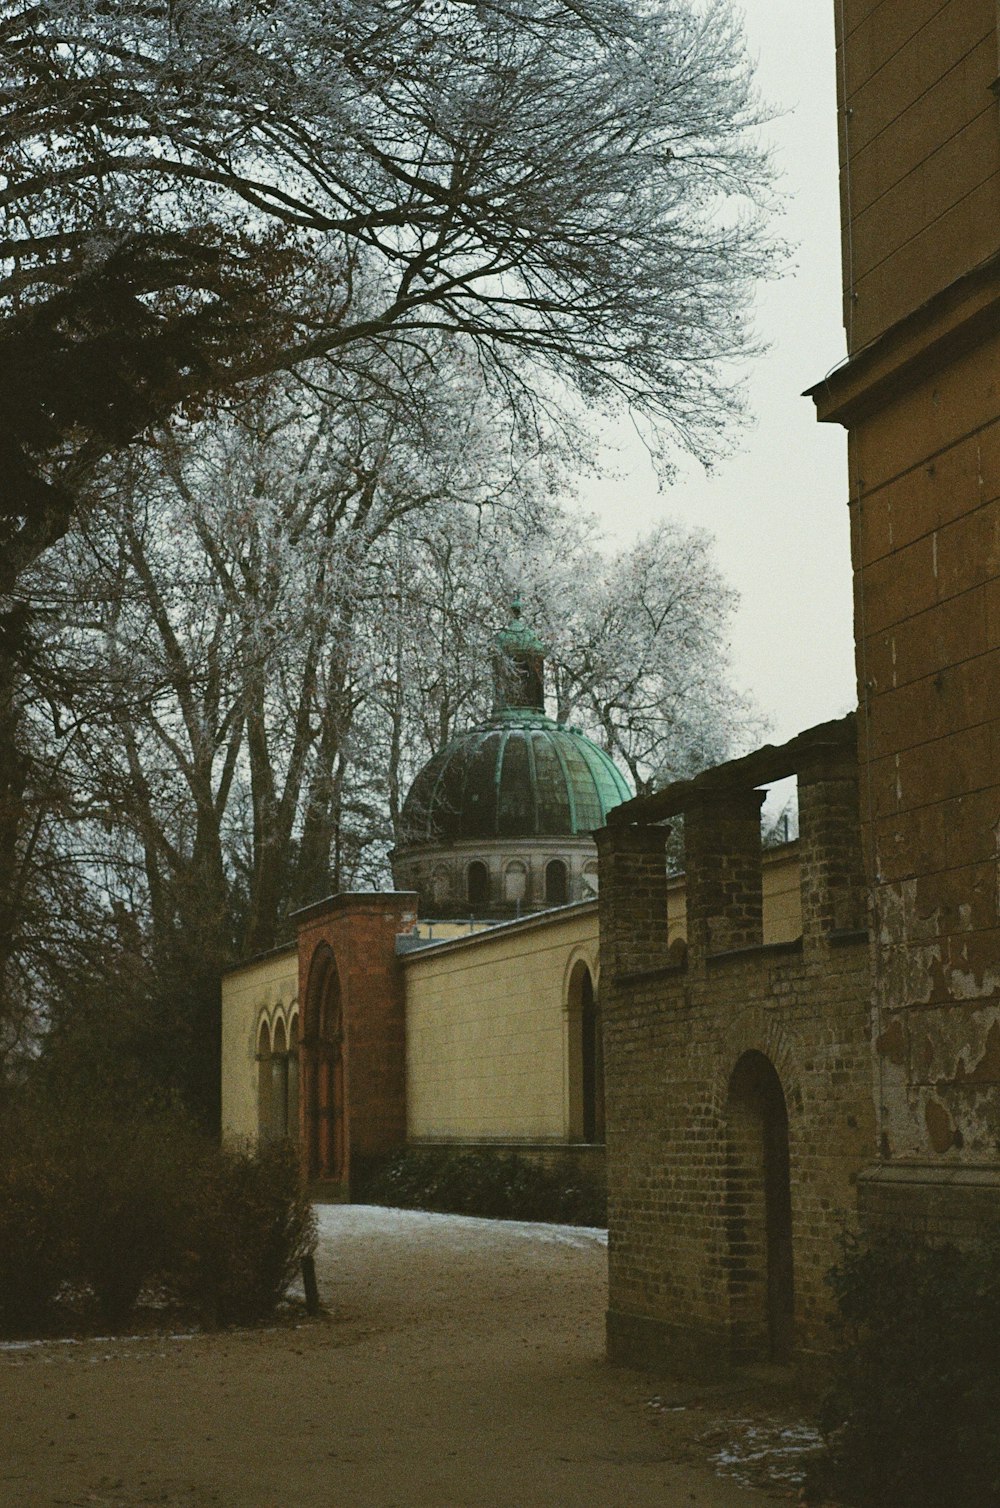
xmin=399 ymin=709 xmax=632 ymax=843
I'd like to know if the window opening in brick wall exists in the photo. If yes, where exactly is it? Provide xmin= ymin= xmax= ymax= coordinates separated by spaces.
xmin=725 ymin=1050 xmax=794 ymax=1362
xmin=761 ymin=775 xmax=799 ymax=848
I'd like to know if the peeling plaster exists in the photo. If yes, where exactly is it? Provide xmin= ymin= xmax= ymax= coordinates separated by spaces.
xmin=946 ymin=966 xmax=1000 ymax=1001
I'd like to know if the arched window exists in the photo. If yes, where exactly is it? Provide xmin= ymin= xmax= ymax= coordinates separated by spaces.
xmin=725 ymin=1051 xmax=794 ymax=1362
xmin=287 ymin=1014 xmax=299 ymax=1142
xmin=545 ymin=858 xmax=568 ymax=905
xmin=567 ymin=961 xmax=604 ymax=1144
xmin=271 ymin=1018 xmax=289 ymax=1139
xmin=467 ymin=860 xmax=489 ymax=908
xmin=256 ymin=1020 xmax=272 ymax=1143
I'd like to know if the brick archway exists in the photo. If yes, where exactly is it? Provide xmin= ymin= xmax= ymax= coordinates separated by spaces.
xmin=725 ymin=1050 xmax=794 ymax=1362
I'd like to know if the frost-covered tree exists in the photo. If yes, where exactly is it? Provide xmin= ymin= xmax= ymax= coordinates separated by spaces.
xmin=14 ymin=378 xmax=759 ymax=1115
xmin=380 ymin=507 xmax=762 ymax=795
xmin=0 ymin=0 xmax=776 ymax=588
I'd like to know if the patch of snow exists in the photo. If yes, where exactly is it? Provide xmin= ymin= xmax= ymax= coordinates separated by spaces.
xmin=314 ymin=1204 xmax=607 ymax=1250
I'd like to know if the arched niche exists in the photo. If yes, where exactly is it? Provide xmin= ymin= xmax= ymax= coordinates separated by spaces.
xmin=566 ymin=958 xmax=604 ymax=1144
xmin=725 ymin=1051 xmax=794 ymax=1362
xmin=302 ymin=946 xmax=345 ymax=1183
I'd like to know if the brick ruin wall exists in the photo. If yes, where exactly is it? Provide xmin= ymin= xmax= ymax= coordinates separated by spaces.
xmin=598 ymin=729 xmax=876 ymax=1371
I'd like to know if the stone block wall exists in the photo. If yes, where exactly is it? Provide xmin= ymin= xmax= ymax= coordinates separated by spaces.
xmin=600 ymin=722 xmax=875 ymax=1371
xmin=833 ymin=0 xmax=1000 ymax=349
xmin=812 ymin=0 xmax=1000 ymax=1239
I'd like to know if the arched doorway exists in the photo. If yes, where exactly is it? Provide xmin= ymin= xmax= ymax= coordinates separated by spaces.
xmin=567 ymin=960 xmax=605 ymax=1143
xmin=725 ymin=1051 xmax=794 ymax=1362
xmin=302 ymin=947 xmax=345 ymax=1183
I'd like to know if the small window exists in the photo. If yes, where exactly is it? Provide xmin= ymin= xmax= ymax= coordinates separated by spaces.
xmin=545 ymin=858 xmax=568 ymax=905
xmin=467 ymin=861 xmax=489 ymax=907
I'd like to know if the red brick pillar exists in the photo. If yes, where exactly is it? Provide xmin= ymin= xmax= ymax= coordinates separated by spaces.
xmin=595 ymin=824 xmax=671 ymax=980
xmin=684 ymin=787 xmax=765 ymax=969
xmin=797 ymin=751 xmax=867 ymax=954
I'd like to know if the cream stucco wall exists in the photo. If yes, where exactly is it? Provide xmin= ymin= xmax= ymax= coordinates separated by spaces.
xmin=403 ymin=901 xmax=599 ymax=1144
xmin=218 ymin=847 xmax=801 ymax=1151
xmin=220 ymin=944 xmax=298 ymax=1143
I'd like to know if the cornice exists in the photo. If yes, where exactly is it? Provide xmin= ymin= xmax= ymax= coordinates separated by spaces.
xmin=807 ymin=249 xmax=1000 ymax=428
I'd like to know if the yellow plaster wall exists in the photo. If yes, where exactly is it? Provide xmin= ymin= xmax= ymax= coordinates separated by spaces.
xmin=403 ymin=904 xmax=599 ymax=1143
xmin=220 ymin=945 xmax=298 ymax=1143
xmin=404 ymin=847 xmax=803 ymax=1144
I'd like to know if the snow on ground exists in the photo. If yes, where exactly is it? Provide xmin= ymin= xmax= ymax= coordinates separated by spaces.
xmin=315 ymin=1202 xmax=608 ymax=1251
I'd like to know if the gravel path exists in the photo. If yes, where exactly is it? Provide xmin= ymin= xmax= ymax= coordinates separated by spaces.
xmin=0 ymin=1205 xmax=819 ymax=1506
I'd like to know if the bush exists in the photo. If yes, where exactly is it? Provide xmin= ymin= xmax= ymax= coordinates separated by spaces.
xmin=358 ymin=1146 xmax=607 ymax=1227
xmin=808 ymin=1230 xmax=1000 ymax=1507
xmin=0 ymin=1125 xmax=72 ymax=1333
xmin=175 ymin=1140 xmax=316 ymax=1326
xmin=60 ymin=1111 xmax=202 ymax=1327
xmin=0 ymin=1090 xmax=315 ymax=1336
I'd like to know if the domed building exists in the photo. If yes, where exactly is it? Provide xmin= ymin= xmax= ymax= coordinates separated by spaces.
xmin=391 ymin=603 xmax=632 ymax=918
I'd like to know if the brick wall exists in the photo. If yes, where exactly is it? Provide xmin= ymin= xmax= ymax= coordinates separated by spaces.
xmin=293 ymin=892 xmax=417 ymax=1194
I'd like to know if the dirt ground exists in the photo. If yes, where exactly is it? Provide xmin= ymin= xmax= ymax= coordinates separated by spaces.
xmin=0 ymin=1205 xmax=827 ymax=1507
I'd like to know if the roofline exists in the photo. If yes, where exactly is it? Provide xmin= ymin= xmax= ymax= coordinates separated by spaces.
xmin=221 ymin=938 xmax=297 ymax=978
xmin=398 ymin=897 xmax=599 ymax=963
xmin=607 ymin=713 xmax=857 ymax=827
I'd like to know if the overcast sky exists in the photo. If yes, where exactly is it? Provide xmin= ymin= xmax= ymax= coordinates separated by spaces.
xmin=580 ymin=2 xmax=854 ymax=747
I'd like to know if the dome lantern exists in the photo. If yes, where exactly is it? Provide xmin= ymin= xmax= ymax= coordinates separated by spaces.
xmin=493 ymin=595 xmax=545 ymax=713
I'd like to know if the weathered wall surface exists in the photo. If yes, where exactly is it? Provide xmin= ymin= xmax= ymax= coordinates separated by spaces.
xmin=599 ymin=724 xmax=875 ymax=1369
xmin=220 ymin=946 xmax=298 ymax=1143
xmin=813 ymin=0 xmax=1000 ymax=1235
xmin=834 ymin=0 xmax=1000 ymax=348
xmin=403 ymin=902 xmax=599 ymax=1143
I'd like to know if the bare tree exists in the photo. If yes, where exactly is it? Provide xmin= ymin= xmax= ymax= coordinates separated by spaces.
xmin=1 ymin=0 xmax=776 ymax=586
